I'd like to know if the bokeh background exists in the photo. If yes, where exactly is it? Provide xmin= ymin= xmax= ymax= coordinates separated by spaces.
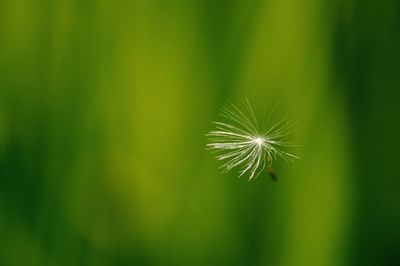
xmin=1 ymin=0 xmax=400 ymax=265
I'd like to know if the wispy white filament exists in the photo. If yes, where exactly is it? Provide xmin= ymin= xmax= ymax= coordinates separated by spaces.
xmin=206 ymin=99 xmax=299 ymax=180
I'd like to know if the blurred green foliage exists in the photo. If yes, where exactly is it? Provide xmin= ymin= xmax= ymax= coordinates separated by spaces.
xmin=1 ymin=0 xmax=399 ymax=265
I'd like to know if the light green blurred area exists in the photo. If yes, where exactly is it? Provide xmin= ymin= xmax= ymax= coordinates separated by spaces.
xmin=1 ymin=0 xmax=400 ymax=266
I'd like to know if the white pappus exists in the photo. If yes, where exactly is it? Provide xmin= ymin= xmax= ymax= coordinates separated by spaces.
xmin=206 ymin=98 xmax=299 ymax=180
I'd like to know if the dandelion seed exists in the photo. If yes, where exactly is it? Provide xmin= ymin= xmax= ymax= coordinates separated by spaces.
xmin=206 ymin=98 xmax=299 ymax=180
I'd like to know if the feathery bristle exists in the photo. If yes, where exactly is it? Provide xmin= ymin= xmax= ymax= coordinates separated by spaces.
xmin=206 ymin=99 xmax=298 ymax=180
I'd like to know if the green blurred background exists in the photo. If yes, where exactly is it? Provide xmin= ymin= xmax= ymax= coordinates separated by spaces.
xmin=1 ymin=0 xmax=399 ymax=265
